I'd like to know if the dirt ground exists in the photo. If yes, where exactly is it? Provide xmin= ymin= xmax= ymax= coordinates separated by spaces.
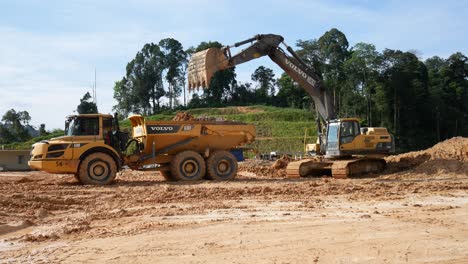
xmin=0 ymin=138 xmax=467 ymax=263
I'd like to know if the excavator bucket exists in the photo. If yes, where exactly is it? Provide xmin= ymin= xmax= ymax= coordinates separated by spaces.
xmin=187 ymin=48 xmax=229 ymax=90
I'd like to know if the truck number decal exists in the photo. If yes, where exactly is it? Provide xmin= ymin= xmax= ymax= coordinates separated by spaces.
xmin=146 ymin=125 xmax=181 ymax=134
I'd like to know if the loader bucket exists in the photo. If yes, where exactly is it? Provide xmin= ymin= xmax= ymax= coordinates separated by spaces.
xmin=187 ymin=48 xmax=229 ymax=90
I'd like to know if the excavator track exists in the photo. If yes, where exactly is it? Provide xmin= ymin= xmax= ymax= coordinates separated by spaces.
xmin=286 ymin=157 xmax=386 ymax=179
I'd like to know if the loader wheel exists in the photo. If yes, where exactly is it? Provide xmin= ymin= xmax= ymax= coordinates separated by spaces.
xmin=160 ymin=170 xmax=176 ymax=182
xmin=206 ymin=150 xmax=238 ymax=180
xmin=171 ymin=151 xmax=206 ymax=181
xmin=78 ymin=153 xmax=117 ymax=185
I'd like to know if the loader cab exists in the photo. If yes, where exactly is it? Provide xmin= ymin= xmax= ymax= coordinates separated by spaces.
xmin=325 ymin=118 xmax=360 ymax=158
xmin=65 ymin=115 xmax=100 ymax=137
xmin=65 ymin=114 xmax=113 ymax=138
xmin=64 ymin=114 xmax=127 ymax=152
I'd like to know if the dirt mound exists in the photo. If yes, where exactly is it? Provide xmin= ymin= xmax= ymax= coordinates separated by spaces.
xmin=172 ymin=112 xmax=195 ymax=121
xmin=172 ymin=112 xmax=226 ymax=122
xmin=238 ymin=160 xmax=288 ymax=178
xmin=385 ymin=137 xmax=468 ymax=176
xmin=271 ymin=156 xmax=291 ymax=170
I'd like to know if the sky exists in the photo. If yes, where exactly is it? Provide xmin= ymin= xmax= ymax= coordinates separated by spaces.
xmin=1 ymin=0 xmax=467 ymax=129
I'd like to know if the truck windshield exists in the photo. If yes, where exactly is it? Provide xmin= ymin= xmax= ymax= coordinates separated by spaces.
xmin=65 ymin=117 xmax=99 ymax=136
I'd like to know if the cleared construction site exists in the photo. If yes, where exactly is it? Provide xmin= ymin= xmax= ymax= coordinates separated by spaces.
xmin=0 ymin=132 xmax=467 ymax=263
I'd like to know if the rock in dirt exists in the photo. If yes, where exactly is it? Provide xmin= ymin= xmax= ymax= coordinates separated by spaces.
xmin=36 ymin=208 xmax=49 ymax=218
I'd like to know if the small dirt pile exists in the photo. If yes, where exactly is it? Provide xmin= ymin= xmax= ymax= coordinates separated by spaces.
xmin=271 ymin=155 xmax=291 ymax=170
xmin=385 ymin=137 xmax=468 ymax=176
xmin=172 ymin=112 xmax=226 ymax=122
xmin=238 ymin=159 xmax=288 ymax=178
xmin=172 ymin=112 xmax=195 ymax=121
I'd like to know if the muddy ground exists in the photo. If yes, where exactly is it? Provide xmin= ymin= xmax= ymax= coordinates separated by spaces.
xmin=0 ymin=138 xmax=467 ymax=263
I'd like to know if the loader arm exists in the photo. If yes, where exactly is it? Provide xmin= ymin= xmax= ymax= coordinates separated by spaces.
xmin=188 ymin=34 xmax=335 ymax=122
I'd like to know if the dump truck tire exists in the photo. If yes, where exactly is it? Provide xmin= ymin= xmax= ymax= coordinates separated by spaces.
xmin=171 ymin=151 xmax=206 ymax=181
xmin=206 ymin=150 xmax=238 ymax=180
xmin=78 ymin=152 xmax=117 ymax=185
xmin=160 ymin=171 xmax=177 ymax=182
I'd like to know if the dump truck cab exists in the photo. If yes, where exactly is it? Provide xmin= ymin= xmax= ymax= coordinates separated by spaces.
xmin=29 ymin=114 xmax=123 ymax=184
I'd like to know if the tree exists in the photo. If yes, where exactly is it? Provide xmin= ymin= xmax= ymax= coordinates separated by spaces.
xmin=317 ymin=28 xmax=350 ymax=115
xmin=77 ymin=92 xmax=98 ymax=114
xmin=251 ymin=66 xmax=276 ymax=103
xmin=375 ymin=49 xmax=431 ymax=150
xmin=426 ymin=53 xmax=468 ymax=140
xmin=159 ymin=38 xmax=187 ymax=109
xmin=296 ymin=28 xmax=350 ymax=115
xmin=113 ymin=78 xmax=134 ymax=117
xmin=1 ymin=109 xmax=31 ymax=142
xmin=114 ymin=43 xmax=166 ymax=115
xmin=426 ymin=56 xmax=449 ymax=141
xmin=276 ymin=73 xmax=311 ymax=109
xmin=0 ymin=123 xmax=14 ymax=144
xmin=343 ymin=42 xmax=382 ymax=126
xmin=39 ymin=124 xmax=48 ymax=136
xmin=227 ymin=82 xmax=255 ymax=106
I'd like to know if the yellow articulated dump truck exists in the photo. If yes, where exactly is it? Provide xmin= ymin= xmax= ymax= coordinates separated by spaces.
xmin=29 ymin=113 xmax=255 ymax=185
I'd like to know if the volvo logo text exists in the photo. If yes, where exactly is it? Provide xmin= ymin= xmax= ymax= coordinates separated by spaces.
xmin=284 ymin=58 xmax=316 ymax=86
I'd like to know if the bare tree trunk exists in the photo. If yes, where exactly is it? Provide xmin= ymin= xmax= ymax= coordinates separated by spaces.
xmin=393 ymin=87 xmax=397 ymax=135
xmin=152 ymin=86 xmax=156 ymax=114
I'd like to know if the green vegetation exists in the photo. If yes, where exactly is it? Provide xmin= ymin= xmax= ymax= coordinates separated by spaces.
xmin=2 ymin=130 xmax=64 ymax=150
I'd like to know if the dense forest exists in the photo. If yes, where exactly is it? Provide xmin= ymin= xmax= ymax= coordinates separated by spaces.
xmin=112 ymin=28 xmax=468 ymax=151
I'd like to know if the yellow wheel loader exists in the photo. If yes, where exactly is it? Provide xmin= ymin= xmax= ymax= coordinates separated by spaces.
xmin=187 ymin=34 xmax=395 ymax=178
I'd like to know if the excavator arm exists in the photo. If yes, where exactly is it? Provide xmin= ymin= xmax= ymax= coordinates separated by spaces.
xmin=187 ymin=34 xmax=335 ymax=122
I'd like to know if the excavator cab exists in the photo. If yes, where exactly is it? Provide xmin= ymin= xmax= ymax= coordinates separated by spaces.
xmin=325 ymin=119 xmax=361 ymax=158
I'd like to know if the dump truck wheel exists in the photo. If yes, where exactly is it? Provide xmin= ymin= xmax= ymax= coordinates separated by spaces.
xmin=171 ymin=151 xmax=206 ymax=181
xmin=206 ymin=150 xmax=238 ymax=180
xmin=78 ymin=153 xmax=117 ymax=185
xmin=160 ymin=171 xmax=177 ymax=182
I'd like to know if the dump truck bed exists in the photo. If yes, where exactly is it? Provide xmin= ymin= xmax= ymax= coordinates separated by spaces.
xmin=129 ymin=115 xmax=256 ymax=156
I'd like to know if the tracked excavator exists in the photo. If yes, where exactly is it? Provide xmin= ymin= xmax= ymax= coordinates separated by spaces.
xmin=187 ymin=34 xmax=395 ymax=178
